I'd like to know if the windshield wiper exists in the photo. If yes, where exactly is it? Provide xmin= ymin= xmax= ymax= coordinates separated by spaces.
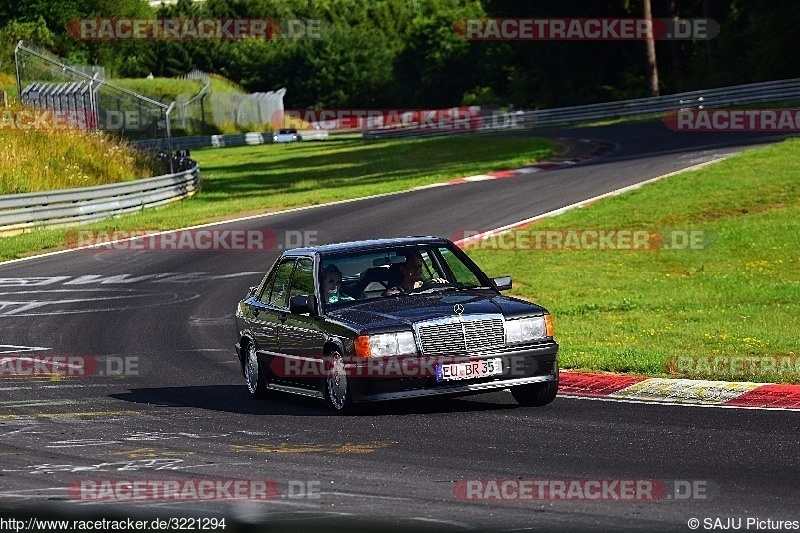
xmin=413 ymin=285 xmax=490 ymax=295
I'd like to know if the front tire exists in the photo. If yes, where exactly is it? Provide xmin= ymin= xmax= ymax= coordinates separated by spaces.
xmin=324 ymin=349 xmax=354 ymax=413
xmin=511 ymin=380 xmax=558 ymax=407
xmin=244 ymin=341 xmax=269 ymax=399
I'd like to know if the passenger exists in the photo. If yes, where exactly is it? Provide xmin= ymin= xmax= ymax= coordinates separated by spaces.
xmin=384 ymin=250 xmax=446 ymax=296
xmin=321 ymin=264 xmax=354 ymax=304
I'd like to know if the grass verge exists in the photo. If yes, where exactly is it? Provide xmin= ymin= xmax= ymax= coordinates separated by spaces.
xmin=0 ymin=128 xmax=159 ymax=194
xmin=466 ymin=138 xmax=800 ymax=383
xmin=0 ymin=134 xmax=555 ymax=261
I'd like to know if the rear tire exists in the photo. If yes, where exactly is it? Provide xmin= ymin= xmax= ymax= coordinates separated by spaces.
xmin=243 ymin=341 xmax=269 ymax=399
xmin=511 ymin=380 xmax=558 ymax=407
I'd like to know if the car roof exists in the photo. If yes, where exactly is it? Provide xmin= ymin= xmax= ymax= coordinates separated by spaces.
xmin=283 ymin=236 xmax=449 ymax=257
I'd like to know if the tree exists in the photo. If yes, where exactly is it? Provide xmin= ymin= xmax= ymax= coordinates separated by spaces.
xmin=643 ymin=0 xmax=659 ymax=96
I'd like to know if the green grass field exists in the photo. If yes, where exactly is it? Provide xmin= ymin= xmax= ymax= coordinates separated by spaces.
xmin=0 ymin=134 xmax=555 ymax=260
xmin=0 ymin=128 xmax=159 ymax=195
xmin=466 ymin=138 xmax=800 ymax=383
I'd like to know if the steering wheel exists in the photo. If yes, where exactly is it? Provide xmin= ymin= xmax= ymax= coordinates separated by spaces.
xmin=418 ymin=278 xmax=449 ymax=290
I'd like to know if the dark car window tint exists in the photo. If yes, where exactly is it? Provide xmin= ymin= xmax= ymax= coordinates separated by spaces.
xmin=290 ymin=258 xmax=315 ymax=298
xmin=268 ymin=259 xmax=295 ymax=308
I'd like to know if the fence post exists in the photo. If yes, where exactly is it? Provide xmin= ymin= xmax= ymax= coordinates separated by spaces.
xmin=200 ymin=93 xmax=206 ymax=130
xmin=14 ymin=40 xmax=23 ymax=102
xmin=165 ymin=101 xmax=175 ymax=174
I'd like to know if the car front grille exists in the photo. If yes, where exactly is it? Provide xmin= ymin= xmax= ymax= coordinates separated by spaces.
xmin=415 ymin=315 xmax=505 ymax=355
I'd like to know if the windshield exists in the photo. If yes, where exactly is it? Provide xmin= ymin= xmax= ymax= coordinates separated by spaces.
xmin=320 ymin=243 xmax=490 ymax=309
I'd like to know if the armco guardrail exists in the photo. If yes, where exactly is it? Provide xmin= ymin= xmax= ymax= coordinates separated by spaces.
xmin=364 ymin=78 xmax=800 ymax=139
xmin=136 ymin=129 xmax=328 ymax=151
xmin=0 ymin=161 xmax=199 ymax=235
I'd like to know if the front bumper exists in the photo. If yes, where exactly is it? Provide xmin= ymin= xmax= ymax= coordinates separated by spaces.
xmin=348 ymin=341 xmax=558 ymax=402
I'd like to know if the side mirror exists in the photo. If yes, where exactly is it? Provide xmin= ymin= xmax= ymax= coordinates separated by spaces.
xmin=492 ymin=276 xmax=512 ymax=291
xmin=247 ymin=286 xmax=258 ymax=298
xmin=289 ymin=295 xmax=317 ymax=315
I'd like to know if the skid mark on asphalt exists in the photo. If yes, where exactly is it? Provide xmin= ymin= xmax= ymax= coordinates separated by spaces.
xmin=104 ymin=448 xmax=197 ymax=459
xmin=46 ymin=438 xmax=120 ymax=448
xmin=230 ymin=441 xmax=396 ymax=455
xmin=4 ymin=399 xmax=87 ymax=407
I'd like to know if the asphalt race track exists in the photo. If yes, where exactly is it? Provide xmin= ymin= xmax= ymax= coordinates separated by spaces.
xmin=1 ymin=123 xmax=798 ymax=532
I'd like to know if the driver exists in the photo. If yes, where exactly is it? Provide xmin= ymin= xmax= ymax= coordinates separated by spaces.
xmin=321 ymin=264 xmax=354 ymax=304
xmin=384 ymin=250 xmax=446 ymax=296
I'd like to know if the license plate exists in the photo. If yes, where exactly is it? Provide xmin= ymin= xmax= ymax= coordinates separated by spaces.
xmin=436 ymin=358 xmax=503 ymax=382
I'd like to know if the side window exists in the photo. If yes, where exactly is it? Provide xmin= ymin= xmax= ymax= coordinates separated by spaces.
xmin=290 ymin=258 xmax=315 ymax=299
xmin=419 ymin=250 xmax=439 ymax=279
xmin=256 ymin=266 xmax=277 ymax=302
xmin=256 ymin=271 xmax=276 ymax=303
xmin=266 ymin=259 xmax=295 ymax=308
xmin=439 ymin=247 xmax=480 ymax=286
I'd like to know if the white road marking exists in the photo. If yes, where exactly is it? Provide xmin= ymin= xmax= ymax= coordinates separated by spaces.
xmin=0 ymin=345 xmax=51 ymax=354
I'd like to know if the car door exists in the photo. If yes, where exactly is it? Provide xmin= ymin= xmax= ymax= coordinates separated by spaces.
xmin=278 ymin=257 xmax=329 ymax=389
xmin=250 ymin=258 xmax=295 ymax=369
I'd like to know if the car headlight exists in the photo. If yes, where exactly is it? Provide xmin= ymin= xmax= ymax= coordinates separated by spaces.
xmin=355 ymin=332 xmax=417 ymax=358
xmin=505 ymin=316 xmax=551 ymax=345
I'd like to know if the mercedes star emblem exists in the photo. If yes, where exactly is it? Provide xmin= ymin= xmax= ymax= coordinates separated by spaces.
xmin=453 ymin=303 xmax=464 ymax=315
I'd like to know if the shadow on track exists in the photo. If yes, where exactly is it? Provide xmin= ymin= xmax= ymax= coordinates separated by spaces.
xmin=110 ymin=385 xmax=520 ymax=417
xmin=515 ymin=122 xmax=793 ymax=167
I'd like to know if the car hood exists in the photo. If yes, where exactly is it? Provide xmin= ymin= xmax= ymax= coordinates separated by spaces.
xmin=327 ymin=290 xmax=546 ymax=332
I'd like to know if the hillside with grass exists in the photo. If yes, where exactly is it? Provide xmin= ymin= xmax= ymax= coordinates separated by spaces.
xmin=0 ymin=127 xmax=160 ymax=195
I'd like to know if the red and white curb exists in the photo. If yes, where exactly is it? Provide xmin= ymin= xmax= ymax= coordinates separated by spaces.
xmin=411 ymin=138 xmax=614 ymax=190
xmin=444 ymin=139 xmax=613 ymax=186
xmin=560 ymin=371 xmax=800 ymax=410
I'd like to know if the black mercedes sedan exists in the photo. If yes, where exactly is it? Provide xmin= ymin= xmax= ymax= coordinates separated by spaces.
xmin=234 ymin=237 xmax=558 ymax=412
